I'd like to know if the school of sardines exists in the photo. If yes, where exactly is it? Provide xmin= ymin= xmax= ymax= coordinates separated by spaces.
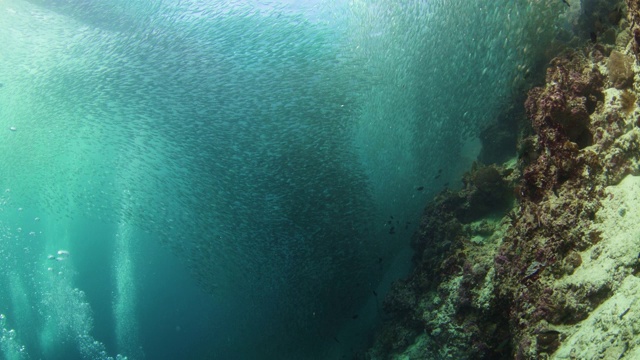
xmin=0 ymin=0 xmax=569 ymax=347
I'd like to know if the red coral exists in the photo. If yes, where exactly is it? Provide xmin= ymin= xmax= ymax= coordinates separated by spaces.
xmin=526 ymin=52 xmax=603 ymax=150
xmin=519 ymin=51 xmax=605 ymax=203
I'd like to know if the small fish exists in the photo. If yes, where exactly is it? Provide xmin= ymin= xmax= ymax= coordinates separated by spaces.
xmin=590 ymin=32 xmax=597 ymax=43
xmin=562 ymin=0 xmax=570 ymax=7
xmin=333 ymin=337 xmax=340 ymax=343
xmin=416 ymin=186 xmax=424 ymax=191
xmin=438 ymin=168 xmax=443 ymax=173
xmin=389 ymin=226 xmax=395 ymax=235
xmin=373 ymin=290 xmax=377 ymax=296
xmin=389 ymin=215 xmax=394 ymax=219
xmin=434 ymin=174 xmax=441 ymax=179
xmin=378 ymin=257 xmax=383 ymax=263
xmin=352 ymin=314 xmax=359 ymax=320
xmin=0 ymin=83 xmax=4 ymax=88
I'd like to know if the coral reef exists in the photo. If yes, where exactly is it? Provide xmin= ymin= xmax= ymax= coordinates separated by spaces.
xmin=368 ymin=1 xmax=640 ymax=359
xmin=368 ymin=163 xmax=517 ymax=359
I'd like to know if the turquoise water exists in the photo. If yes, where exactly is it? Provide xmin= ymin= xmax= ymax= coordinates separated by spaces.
xmin=0 ymin=0 xmax=572 ymax=359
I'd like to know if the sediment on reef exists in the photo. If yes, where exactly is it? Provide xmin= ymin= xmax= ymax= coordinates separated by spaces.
xmin=368 ymin=1 xmax=640 ymax=359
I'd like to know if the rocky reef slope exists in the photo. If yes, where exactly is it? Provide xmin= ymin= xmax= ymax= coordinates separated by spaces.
xmin=369 ymin=1 xmax=640 ymax=359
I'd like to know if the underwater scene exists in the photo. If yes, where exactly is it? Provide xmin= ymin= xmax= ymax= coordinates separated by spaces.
xmin=1 ymin=0 xmax=640 ymax=359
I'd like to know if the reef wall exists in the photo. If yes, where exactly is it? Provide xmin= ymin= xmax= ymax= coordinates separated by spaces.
xmin=369 ymin=1 xmax=640 ymax=359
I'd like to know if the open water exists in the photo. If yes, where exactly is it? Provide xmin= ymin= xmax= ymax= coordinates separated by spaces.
xmin=0 ymin=0 xmax=577 ymax=359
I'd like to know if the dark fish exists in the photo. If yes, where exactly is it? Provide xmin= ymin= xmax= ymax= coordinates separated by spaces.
xmin=333 ymin=337 xmax=340 ymax=343
xmin=352 ymin=314 xmax=359 ymax=320
xmin=386 ymin=220 xmax=392 ymax=225
xmin=378 ymin=257 xmax=383 ymax=263
xmin=590 ymin=32 xmax=597 ymax=43
xmin=562 ymin=0 xmax=570 ymax=7
xmin=438 ymin=168 xmax=443 ymax=173
xmin=373 ymin=290 xmax=377 ymax=296
xmin=389 ymin=215 xmax=394 ymax=219
xmin=434 ymin=174 xmax=441 ymax=179
xmin=389 ymin=226 xmax=395 ymax=235
xmin=416 ymin=186 xmax=424 ymax=191
xmin=443 ymin=182 xmax=449 ymax=187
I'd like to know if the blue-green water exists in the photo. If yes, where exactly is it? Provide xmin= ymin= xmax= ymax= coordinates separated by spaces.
xmin=0 ymin=0 xmax=574 ymax=359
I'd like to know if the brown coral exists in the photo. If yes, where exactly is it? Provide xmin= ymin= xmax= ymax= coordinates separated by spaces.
xmin=608 ymin=51 xmax=635 ymax=89
xmin=620 ymin=89 xmax=637 ymax=114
